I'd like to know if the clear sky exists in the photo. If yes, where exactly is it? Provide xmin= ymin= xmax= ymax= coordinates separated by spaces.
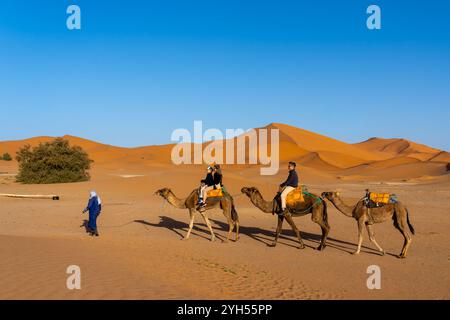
xmin=1 ymin=0 xmax=449 ymax=150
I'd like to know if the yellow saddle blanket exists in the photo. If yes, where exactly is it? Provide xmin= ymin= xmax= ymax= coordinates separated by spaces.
xmin=207 ymin=189 xmax=223 ymax=198
xmin=286 ymin=187 xmax=304 ymax=207
xmin=369 ymin=192 xmax=390 ymax=205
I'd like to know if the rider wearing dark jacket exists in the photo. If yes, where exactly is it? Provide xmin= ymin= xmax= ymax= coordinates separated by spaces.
xmin=198 ymin=166 xmax=215 ymax=206
xmin=213 ymin=164 xmax=223 ymax=188
xmin=280 ymin=168 xmax=299 ymax=188
xmin=201 ymin=172 xmax=215 ymax=186
xmin=278 ymin=162 xmax=299 ymax=214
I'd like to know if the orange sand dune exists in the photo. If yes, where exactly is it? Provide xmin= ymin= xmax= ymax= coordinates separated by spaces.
xmin=203 ymin=131 xmax=310 ymax=164
xmin=364 ymin=156 xmax=421 ymax=169
xmin=341 ymin=161 xmax=447 ymax=180
xmin=296 ymin=152 xmax=341 ymax=172
xmin=0 ymin=135 xmax=130 ymax=164
xmin=428 ymin=151 xmax=450 ymax=163
xmin=0 ymin=135 xmax=177 ymax=167
xmin=268 ymin=123 xmax=387 ymax=161
xmin=314 ymin=151 xmax=368 ymax=169
xmin=355 ymin=137 xmax=441 ymax=159
xmin=1 ymin=123 xmax=448 ymax=182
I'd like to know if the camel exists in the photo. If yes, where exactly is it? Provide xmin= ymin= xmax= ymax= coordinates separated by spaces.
xmin=155 ymin=188 xmax=239 ymax=242
xmin=321 ymin=192 xmax=415 ymax=258
xmin=241 ymin=187 xmax=330 ymax=251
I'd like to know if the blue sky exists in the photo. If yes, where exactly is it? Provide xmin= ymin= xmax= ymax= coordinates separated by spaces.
xmin=0 ymin=0 xmax=449 ymax=150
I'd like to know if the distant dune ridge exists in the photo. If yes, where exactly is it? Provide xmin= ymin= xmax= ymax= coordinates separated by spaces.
xmin=0 ymin=123 xmax=448 ymax=182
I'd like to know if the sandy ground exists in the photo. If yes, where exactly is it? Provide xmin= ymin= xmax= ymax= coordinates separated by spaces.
xmin=1 ymin=164 xmax=449 ymax=300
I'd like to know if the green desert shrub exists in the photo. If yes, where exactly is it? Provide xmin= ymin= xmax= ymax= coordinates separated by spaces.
xmin=16 ymin=138 xmax=93 ymax=184
xmin=2 ymin=153 xmax=12 ymax=161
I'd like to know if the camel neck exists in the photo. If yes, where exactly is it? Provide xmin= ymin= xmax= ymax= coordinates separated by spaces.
xmin=330 ymin=196 xmax=355 ymax=217
xmin=251 ymin=190 xmax=274 ymax=214
xmin=165 ymin=191 xmax=187 ymax=209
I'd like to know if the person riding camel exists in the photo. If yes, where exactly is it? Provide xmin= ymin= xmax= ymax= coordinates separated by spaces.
xmin=213 ymin=164 xmax=223 ymax=189
xmin=198 ymin=166 xmax=215 ymax=207
xmin=279 ymin=161 xmax=299 ymax=215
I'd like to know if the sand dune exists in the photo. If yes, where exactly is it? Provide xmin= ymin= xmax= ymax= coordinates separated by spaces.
xmin=341 ymin=161 xmax=447 ymax=181
xmin=355 ymin=137 xmax=442 ymax=161
xmin=428 ymin=151 xmax=450 ymax=163
xmin=0 ymin=123 xmax=448 ymax=182
xmin=314 ymin=151 xmax=368 ymax=169
xmin=355 ymin=137 xmax=440 ymax=155
xmin=364 ymin=156 xmax=421 ymax=169
xmin=296 ymin=152 xmax=341 ymax=172
xmin=268 ymin=123 xmax=387 ymax=161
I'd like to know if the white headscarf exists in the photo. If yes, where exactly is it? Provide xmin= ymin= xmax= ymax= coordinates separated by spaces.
xmin=90 ymin=190 xmax=102 ymax=205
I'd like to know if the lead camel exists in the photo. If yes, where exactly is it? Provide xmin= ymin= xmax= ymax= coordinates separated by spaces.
xmin=155 ymin=188 xmax=239 ymax=242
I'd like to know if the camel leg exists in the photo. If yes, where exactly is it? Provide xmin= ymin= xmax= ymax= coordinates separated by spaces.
xmin=397 ymin=230 xmax=410 ymax=258
xmin=221 ymin=202 xmax=236 ymax=243
xmin=352 ymin=220 xmax=364 ymax=255
xmin=318 ymin=223 xmax=330 ymax=251
xmin=401 ymin=236 xmax=412 ymax=258
xmin=401 ymin=218 xmax=413 ymax=258
xmin=184 ymin=209 xmax=195 ymax=240
xmin=200 ymin=212 xmax=216 ymax=242
xmin=224 ymin=217 xmax=235 ymax=243
xmin=399 ymin=238 xmax=408 ymax=258
xmin=269 ymin=216 xmax=284 ymax=247
xmin=366 ymin=224 xmax=385 ymax=255
xmin=395 ymin=217 xmax=412 ymax=259
xmin=285 ymin=214 xmax=305 ymax=249
xmin=231 ymin=201 xmax=240 ymax=242
xmin=312 ymin=207 xmax=329 ymax=251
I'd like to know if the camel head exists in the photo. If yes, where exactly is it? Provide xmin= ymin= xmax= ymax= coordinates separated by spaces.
xmin=155 ymin=188 xmax=172 ymax=198
xmin=241 ymin=187 xmax=259 ymax=197
xmin=321 ymin=191 xmax=340 ymax=201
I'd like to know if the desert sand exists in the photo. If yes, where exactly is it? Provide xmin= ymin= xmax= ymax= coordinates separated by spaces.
xmin=0 ymin=123 xmax=449 ymax=300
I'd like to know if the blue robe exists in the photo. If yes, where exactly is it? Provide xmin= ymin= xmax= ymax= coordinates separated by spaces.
xmin=85 ymin=196 xmax=101 ymax=231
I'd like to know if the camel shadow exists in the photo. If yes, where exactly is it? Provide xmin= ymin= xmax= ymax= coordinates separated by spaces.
xmin=134 ymin=217 xmax=225 ymax=242
xmin=209 ymin=218 xmax=338 ymax=250
xmin=208 ymin=218 xmax=307 ymax=249
xmin=135 ymin=215 xmax=385 ymax=255
xmin=209 ymin=218 xmax=383 ymax=255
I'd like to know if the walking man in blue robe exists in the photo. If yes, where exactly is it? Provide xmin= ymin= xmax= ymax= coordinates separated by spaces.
xmin=82 ymin=190 xmax=102 ymax=237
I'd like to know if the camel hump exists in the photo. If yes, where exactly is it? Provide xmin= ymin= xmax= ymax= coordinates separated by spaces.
xmin=286 ymin=187 xmax=305 ymax=207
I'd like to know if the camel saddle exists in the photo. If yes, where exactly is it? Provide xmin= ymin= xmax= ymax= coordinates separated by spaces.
xmin=197 ymin=188 xmax=224 ymax=212
xmin=369 ymin=192 xmax=390 ymax=205
xmin=366 ymin=192 xmax=390 ymax=208
xmin=365 ymin=191 xmax=398 ymax=210
xmin=272 ymin=186 xmax=305 ymax=215
xmin=207 ymin=188 xmax=224 ymax=198
xmin=286 ymin=187 xmax=305 ymax=207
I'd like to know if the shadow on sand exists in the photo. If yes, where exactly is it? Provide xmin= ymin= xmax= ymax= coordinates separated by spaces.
xmin=210 ymin=218 xmax=383 ymax=255
xmin=135 ymin=215 xmax=384 ymax=255
xmin=134 ymin=217 xmax=215 ymax=241
xmin=80 ymin=219 xmax=94 ymax=235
